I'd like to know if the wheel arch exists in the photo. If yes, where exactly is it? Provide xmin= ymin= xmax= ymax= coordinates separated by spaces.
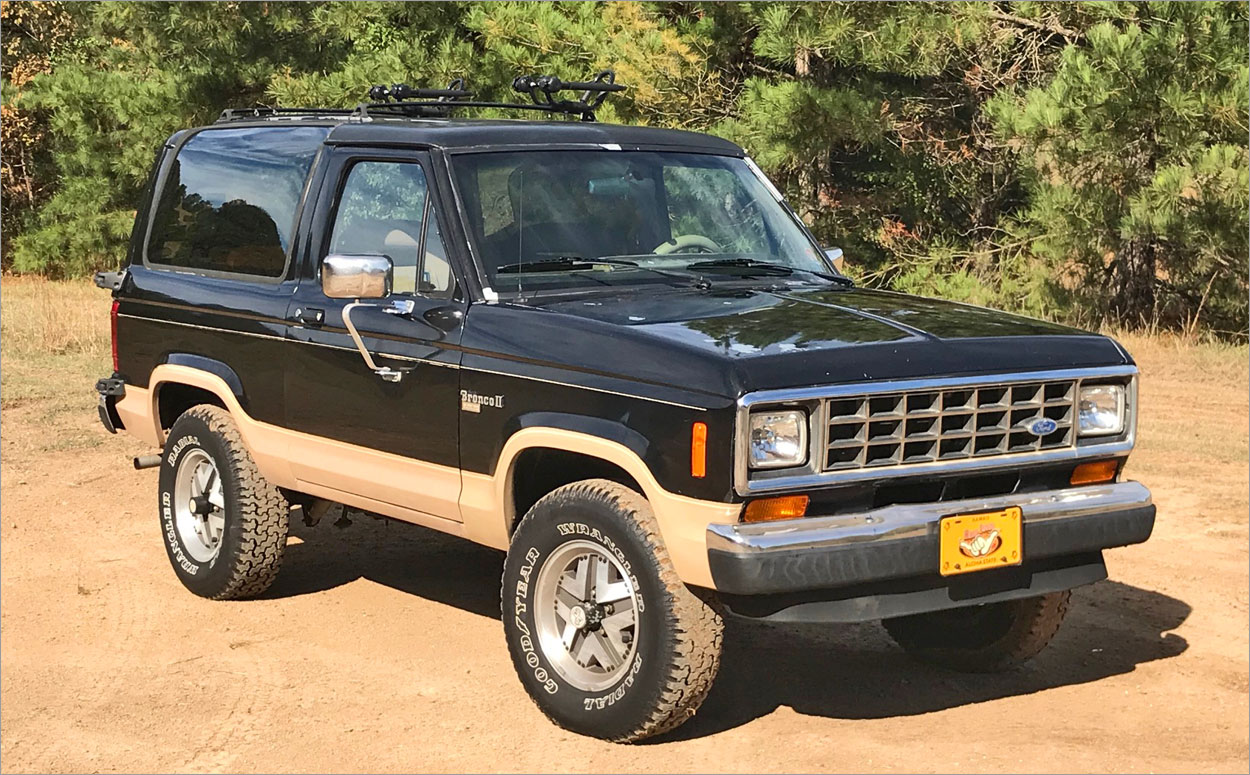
xmin=163 ymin=354 xmax=245 ymax=401
xmin=461 ymin=422 xmax=738 ymax=589
xmin=493 ymin=413 xmax=655 ymax=532
xmin=142 ymin=363 xmax=296 ymax=489
xmin=146 ymin=364 xmax=244 ymax=443
xmin=505 ymin=447 xmax=645 ymax=535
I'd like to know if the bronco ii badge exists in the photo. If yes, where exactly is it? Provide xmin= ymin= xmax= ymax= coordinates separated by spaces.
xmin=460 ymin=389 xmax=504 ymax=413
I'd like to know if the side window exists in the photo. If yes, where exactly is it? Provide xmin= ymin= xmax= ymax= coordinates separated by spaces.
xmin=329 ymin=161 xmax=454 ymax=298
xmin=147 ymin=126 xmax=327 ymax=277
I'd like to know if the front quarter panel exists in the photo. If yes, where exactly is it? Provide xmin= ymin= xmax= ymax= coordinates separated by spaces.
xmin=457 ymin=303 xmax=739 ymax=502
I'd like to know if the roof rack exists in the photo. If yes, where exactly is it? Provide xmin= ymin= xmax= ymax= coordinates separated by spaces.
xmin=216 ymin=71 xmax=627 ymax=125
xmin=355 ymin=71 xmax=625 ymax=122
xmin=216 ymin=106 xmax=356 ymax=123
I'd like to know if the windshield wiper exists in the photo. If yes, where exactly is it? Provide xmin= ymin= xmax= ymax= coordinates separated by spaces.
xmin=495 ymin=255 xmax=713 ymax=290
xmin=495 ymin=256 xmax=640 ymax=273
xmin=814 ymin=271 xmax=855 ymax=287
xmin=686 ymin=257 xmax=795 ymax=276
xmin=687 ymin=257 xmax=855 ymax=287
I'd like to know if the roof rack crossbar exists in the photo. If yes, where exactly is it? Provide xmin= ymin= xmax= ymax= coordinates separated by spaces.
xmin=219 ymin=73 xmax=626 ymax=124
xmin=352 ymin=99 xmax=613 ymax=120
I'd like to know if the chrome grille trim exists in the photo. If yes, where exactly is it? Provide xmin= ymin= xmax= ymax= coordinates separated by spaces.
xmin=822 ymin=379 xmax=1076 ymax=471
xmin=734 ymin=366 xmax=1138 ymax=496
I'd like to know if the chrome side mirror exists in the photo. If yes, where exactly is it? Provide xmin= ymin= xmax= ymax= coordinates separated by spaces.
xmin=824 ymin=247 xmax=846 ymax=274
xmin=322 ymin=254 xmax=393 ymax=299
xmin=321 ymin=254 xmax=411 ymax=382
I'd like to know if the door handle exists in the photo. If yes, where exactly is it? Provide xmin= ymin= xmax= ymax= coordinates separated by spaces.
xmin=292 ymin=307 xmax=325 ymax=326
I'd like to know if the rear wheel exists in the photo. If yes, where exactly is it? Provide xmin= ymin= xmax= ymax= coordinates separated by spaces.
xmin=502 ymin=479 xmax=722 ymax=742
xmin=158 ymin=405 xmax=288 ymax=600
xmin=882 ymin=591 xmax=1071 ymax=672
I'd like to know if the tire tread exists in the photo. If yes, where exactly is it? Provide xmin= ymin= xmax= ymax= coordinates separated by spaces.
xmin=507 ymin=479 xmax=723 ymax=742
xmin=177 ymin=405 xmax=287 ymax=600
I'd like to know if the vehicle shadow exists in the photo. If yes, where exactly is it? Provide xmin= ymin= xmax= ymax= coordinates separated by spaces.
xmin=262 ymin=513 xmax=504 ymax=619
xmin=263 ymin=516 xmax=1189 ymax=738
xmin=659 ymin=579 xmax=1191 ymax=741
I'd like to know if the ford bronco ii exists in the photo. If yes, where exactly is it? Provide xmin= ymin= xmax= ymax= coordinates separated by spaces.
xmin=95 ymin=74 xmax=1155 ymax=742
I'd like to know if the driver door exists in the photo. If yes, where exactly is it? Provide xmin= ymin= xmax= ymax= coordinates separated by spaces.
xmin=283 ymin=148 xmax=465 ymax=523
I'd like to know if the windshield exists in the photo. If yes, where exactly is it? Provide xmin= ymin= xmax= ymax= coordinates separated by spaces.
xmin=449 ymin=150 xmax=830 ymax=295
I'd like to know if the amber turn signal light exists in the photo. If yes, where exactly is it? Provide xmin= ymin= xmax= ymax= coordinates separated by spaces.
xmin=690 ymin=422 xmax=707 ymax=478
xmin=743 ymin=495 xmax=809 ymax=523
xmin=1070 ymin=459 xmax=1119 ymax=486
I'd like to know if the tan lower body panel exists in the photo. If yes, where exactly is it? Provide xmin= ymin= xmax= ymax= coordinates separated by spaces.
xmin=125 ymin=365 xmax=736 ymax=588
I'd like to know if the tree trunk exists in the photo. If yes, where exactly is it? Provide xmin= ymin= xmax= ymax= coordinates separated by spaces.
xmin=1111 ymin=237 xmax=1158 ymax=325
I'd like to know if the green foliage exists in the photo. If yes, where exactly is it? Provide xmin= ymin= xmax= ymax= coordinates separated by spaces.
xmin=2 ymin=1 xmax=1246 ymax=335
xmin=989 ymin=1 xmax=1249 ymax=334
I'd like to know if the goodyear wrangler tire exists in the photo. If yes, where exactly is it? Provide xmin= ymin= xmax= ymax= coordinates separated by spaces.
xmin=502 ymin=479 xmax=723 ymax=742
xmin=157 ymin=404 xmax=288 ymax=600
xmin=882 ymin=590 xmax=1071 ymax=672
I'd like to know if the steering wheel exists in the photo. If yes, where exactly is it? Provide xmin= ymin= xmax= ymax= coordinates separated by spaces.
xmin=652 ymin=234 xmax=722 ymax=255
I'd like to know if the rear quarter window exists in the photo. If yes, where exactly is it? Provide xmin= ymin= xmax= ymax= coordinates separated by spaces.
xmin=145 ymin=126 xmax=328 ymax=278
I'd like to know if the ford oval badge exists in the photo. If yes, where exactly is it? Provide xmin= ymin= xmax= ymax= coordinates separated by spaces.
xmin=1025 ymin=417 xmax=1058 ymax=437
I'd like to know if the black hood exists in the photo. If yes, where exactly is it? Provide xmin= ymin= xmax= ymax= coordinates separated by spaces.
xmin=528 ymin=283 xmax=1131 ymax=394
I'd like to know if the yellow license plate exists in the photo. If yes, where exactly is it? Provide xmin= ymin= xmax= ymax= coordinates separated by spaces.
xmin=939 ymin=506 xmax=1023 ymax=576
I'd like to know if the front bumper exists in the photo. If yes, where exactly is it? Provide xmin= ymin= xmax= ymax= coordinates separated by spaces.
xmin=707 ymin=481 xmax=1154 ymax=618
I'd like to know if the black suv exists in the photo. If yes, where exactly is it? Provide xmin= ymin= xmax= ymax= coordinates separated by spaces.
xmin=96 ymin=76 xmax=1154 ymax=742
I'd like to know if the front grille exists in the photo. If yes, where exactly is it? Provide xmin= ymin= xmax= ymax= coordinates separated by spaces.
xmin=822 ymin=379 xmax=1076 ymax=472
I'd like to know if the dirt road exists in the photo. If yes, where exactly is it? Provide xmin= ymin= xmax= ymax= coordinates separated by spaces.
xmin=1 ymin=330 xmax=1247 ymax=773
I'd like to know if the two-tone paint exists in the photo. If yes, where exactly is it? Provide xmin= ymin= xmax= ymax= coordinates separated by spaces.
xmin=108 ymin=116 xmax=1144 ymax=593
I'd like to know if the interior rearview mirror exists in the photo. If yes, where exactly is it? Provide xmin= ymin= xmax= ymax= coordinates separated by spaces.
xmin=824 ymin=247 xmax=846 ymax=274
xmin=322 ymin=254 xmax=393 ymax=299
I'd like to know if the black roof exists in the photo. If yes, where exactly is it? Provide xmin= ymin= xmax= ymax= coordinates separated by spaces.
xmin=204 ymin=115 xmax=744 ymax=156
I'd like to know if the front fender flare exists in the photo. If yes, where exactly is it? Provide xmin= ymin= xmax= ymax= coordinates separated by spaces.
xmin=460 ymin=424 xmax=738 ymax=589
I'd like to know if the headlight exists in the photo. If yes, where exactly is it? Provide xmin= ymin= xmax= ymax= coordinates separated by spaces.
xmin=1078 ymin=385 xmax=1125 ymax=436
xmin=749 ymin=410 xmax=808 ymax=469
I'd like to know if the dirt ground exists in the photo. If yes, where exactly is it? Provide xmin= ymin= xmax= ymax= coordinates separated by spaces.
xmin=1 ymin=285 xmax=1247 ymax=772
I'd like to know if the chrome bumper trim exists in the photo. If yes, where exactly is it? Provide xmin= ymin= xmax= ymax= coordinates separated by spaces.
xmin=707 ymin=481 xmax=1152 ymax=555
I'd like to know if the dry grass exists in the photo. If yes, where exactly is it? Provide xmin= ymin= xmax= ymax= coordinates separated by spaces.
xmin=1115 ymin=331 xmax=1250 ymax=521
xmin=0 ymin=276 xmax=111 ymax=360
xmin=1 ymin=277 xmax=115 ymax=450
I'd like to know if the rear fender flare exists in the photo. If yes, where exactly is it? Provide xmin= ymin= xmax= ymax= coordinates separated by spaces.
xmin=162 ymin=354 xmax=245 ymax=402
xmin=144 ymin=364 xmax=294 ymax=487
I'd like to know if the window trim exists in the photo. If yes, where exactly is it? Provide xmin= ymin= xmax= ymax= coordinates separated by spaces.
xmin=320 ymin=155 xmax=457 ymax=301
xmin=141 ymin=125 xmax=328 ymax=284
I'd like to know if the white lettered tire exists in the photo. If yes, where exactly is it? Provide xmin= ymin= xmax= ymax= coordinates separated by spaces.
xmin=502 ymin=479 xmax=723 ymax=742
xmin=157 ymin=404 xmax=288 ymax=600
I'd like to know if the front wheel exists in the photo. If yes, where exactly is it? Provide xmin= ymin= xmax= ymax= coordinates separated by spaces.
xmin=502 ymin=479 xmax=723 ymax=742
xmin=882 ymin=591 xmax=1071 ymax=672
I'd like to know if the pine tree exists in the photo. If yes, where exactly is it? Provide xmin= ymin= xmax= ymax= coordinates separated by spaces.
xmin=990 ymin=1 xmax=1248 ymax=333
xmin=2 ymin=1 xmax=1246 ymax=336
